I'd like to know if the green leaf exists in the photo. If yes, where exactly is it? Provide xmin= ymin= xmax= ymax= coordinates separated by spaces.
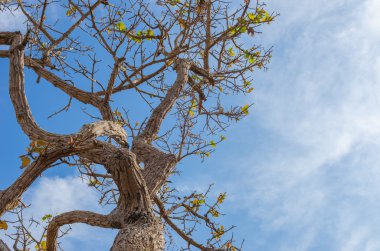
xmin=217 ymin=193 xmax=226 ymax=204
xmin=147 ymin=29 xmax=154 ymax=36
xmin=241 ymin=104 xmax=249 ymax=115
xmin=188 ymin=100 xmax=197 ymax=117
xmin=116 ymin=21 xmax=126 ymax=31
xmin=41 ymin=241 xmax=47 ymax=250
xmin=247 ymin=13 xmax=256 ymax=21
xmin=228 ymin=47 xmax=235 ymax=57
xmin=210 ymin=140 xmax=216 ymax=148
xmin=168 ymin=0 xmax=181 ymax=6
xmin=191 ymin=99 xmax=197 ymax=109
xmin=42 ymin=214 xmax=52 ymax=221
xmin=210 ymin=208 xmax=219 ymax=217
xmin=191 ymin=198 xmax=205 ymax=206
xmin=35 ymin=240 xmax=47 ymax=250
xmin=213 ymin=225 xmax=225 ymax=240
xmin=66 ymin=9 xmax=73 ymax=16
xmin=145 ymin=29 xmax=154 ymax=41
xmin=66 ymin=7 xmax=76 ymax=16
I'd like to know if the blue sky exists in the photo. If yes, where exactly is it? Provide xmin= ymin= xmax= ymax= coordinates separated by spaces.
xmin=2 ymin=0 xmax=380 ymax=250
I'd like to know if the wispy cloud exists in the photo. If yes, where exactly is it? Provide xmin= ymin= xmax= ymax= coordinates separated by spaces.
xmin=211 ymin=0 xmax=380 ymax=250
xmin=3 ymin=176 xmax=117 ymax=251
xmin=0 ymin=8 xmax=26 ymax=31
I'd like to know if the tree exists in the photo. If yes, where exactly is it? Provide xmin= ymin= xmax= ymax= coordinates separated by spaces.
xmin=0 ymin=0 xmax=275 ymax=250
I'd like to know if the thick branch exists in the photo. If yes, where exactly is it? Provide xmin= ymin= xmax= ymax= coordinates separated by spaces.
xmin=0 ymin=121 xmax=127 ymax=216
xmin=0 ymin=50 xmax=9 ymax=58
xmin=110 ymin=149 xmax=152 ymax=214
xmin=139 ymin=59 xmax=191 ymax=143
xmin=0 ymin=32 xmax=18 ymax=45
xmin=7 ymin=32 xmax=61 ymax=142
xmin=0 ymin=239 xmax=11 ymax=251
xmin=190 ymin=63 xmax=215 ymax=85
xmin=79 ymin=121 xmax=128 ymax=146
xmin=79 ymin=142 xmax=152 ymax=215
xmin=132 ymin=141 xmax=177 ymax=196
xmin=46 ymin=211 xmax=119 ymax=251
xmin=25 ymin=58 xmax=102 ymax=106
xmin=0 ymin=148 xmax=73 ymax=216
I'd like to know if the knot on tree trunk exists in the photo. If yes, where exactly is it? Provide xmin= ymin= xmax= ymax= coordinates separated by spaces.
xmin=124 ymin=209 xmax=151 ymax=224
xmin=111 ymin=216 xmax=164 ymax=251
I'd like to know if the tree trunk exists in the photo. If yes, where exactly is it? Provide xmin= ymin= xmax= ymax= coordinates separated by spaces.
xmin=111 ymin=217 xmax=164 ymax=251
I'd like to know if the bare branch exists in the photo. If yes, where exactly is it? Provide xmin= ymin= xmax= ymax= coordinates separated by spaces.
xmin=155 ymin=197 xmax=224 ymax=251
xmin=46 ymin=211 xmax=119 ymax=251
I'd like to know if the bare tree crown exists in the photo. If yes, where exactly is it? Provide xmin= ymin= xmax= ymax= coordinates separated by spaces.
xmin=0 ymin=0 xmax=275 ymax=250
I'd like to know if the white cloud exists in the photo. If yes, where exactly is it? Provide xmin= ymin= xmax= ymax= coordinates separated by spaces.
xmin=215 ymin=0 xmax=380 ymax=250
xmin=25 ymin=176 xmax=104 ymax=214
xmin=2 ymin=176 xmax=117 ymax=251
xmin=0 ymin=8 xmax=26 ymax=32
